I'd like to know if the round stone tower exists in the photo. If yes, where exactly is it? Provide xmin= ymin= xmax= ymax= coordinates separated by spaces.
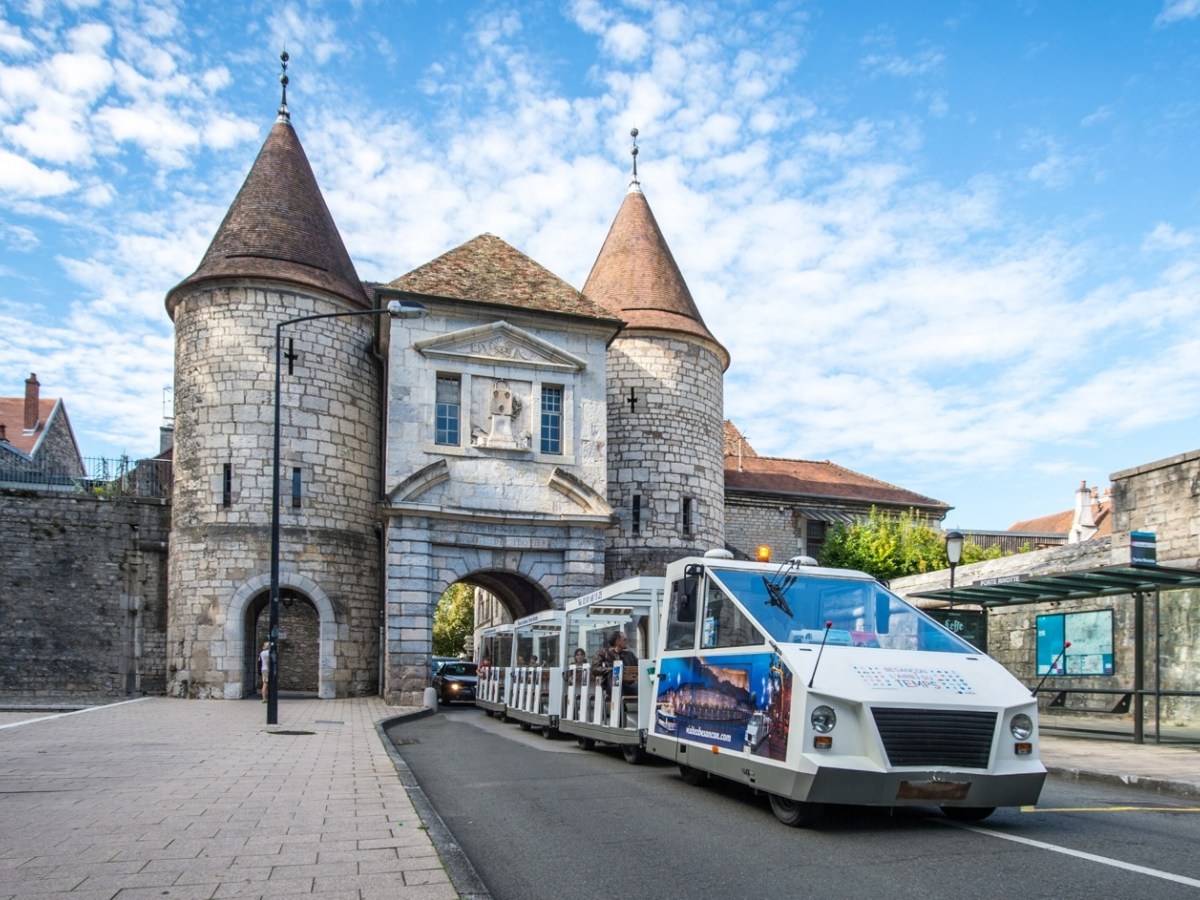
xmin=164 ymin=80 xmax=384 ymax=699
xmin=583 ymin=138 xmax=730 ymax=581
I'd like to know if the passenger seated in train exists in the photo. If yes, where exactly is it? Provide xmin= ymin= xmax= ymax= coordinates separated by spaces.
xmin=592 ymin=631 xmax=639 ymax=697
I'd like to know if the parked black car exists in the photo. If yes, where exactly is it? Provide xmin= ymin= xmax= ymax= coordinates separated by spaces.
xmin=432 ymin=661 xmax=478 ymax=705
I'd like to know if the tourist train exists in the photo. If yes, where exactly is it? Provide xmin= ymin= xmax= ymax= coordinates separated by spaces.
xmin=475 ymin=550 xmax=1046 ymax=826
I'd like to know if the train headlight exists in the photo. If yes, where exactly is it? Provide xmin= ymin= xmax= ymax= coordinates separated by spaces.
xmin=810 ymin=705 xmax=837 ymax=734
xmin=1009 ymin=713 xmax=1033 ymax=740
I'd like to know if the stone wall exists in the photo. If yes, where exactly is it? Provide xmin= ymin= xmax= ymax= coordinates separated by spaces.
xmin=0 ymin=488 xmax=169 ymax=700
xmin=725 ymin=499 xmax=797 ymax=560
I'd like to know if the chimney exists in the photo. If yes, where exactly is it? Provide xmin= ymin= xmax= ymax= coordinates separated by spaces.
xmin=0 ymin=423 xmax=6 ymax=442
xmin=24 ymin=373 xmax=40 ymax=432
xmin=159 ymin=423 xmax=175 ymax=455
xmin=1069 ymin=480 xmax=1098 ymax=543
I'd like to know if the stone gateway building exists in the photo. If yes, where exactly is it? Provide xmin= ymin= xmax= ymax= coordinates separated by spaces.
xmin=163 ymin=85 xmax=731 ymax=704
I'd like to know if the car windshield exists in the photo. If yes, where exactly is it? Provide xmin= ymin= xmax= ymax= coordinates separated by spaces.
xmin=441 ymin=663 xmax=477 ymax=677
xmin=707 ymin=565 xmax=977 ymax=655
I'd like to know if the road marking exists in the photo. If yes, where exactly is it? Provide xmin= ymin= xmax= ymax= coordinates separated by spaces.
xmin=0 ymin=697 xmax=149 ymax=730
xmin=1023 ymin=805 xmax=1200 ymax=813
xmin=951 ymin=821 xmax=1200 ymax=888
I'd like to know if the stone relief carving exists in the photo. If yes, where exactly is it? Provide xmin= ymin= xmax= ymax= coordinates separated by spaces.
xmin=472 ymin=379 xmax=530 ymax=450
xmin=468 ymin=337 xmax=540 ymax=363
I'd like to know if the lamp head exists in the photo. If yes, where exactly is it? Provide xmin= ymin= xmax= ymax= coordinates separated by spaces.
xmin=385 ymin=299 xmax=429 ymax=319
xmin=944 ymin=530 xmax=965 ymax=566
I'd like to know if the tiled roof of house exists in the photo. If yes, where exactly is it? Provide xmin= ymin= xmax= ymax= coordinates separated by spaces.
xmin=0 ymin=396 xmax=57 ymax=457
xmin=1009 ymin=500 xmax=1113 ymax=536
xmin=583 ymin=186 xmax=729 ymax=369
xmin=166 ymin=120 xmax=367 ymax=315
xmin=723 ymin=420 xmax=759 ymax=459
xmin=387 ymin=234 xmax=621 ymax=323
xmin=725 ymin=452 xmax=950 ymax=512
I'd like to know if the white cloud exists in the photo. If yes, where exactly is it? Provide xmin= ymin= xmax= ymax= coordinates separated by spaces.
xmin=604 ymin=21 xmax=648 ymax=61
xmin=861 ymin=47 xmax=944 ymax=78
xmin=0 ymin=20 xmax=36 ymax=55
xmin=1155 ymin=0 xmax=1200 ymax=25
xmin=1143 ymin=223 xmax=1195 ymax=251
xmin=0 ymin=148 xmax=77 ymax=197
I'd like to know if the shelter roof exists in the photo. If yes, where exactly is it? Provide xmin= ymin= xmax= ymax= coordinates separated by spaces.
xmin=910 ymin=563 xmax=1200 ymax=607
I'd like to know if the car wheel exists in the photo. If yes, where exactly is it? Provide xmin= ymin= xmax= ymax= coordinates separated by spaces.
xmin=577 ymin=737 xmax=596 ymax=751
xmin=768 ymin=794 xmax=825 ymax=828
xmin=942 ymin=806 xmax=996 ymax=822
xmin=678 ymin=764 xmax=704 ymax=785
xmin=621 ymin=744 xmax=645 ymax=765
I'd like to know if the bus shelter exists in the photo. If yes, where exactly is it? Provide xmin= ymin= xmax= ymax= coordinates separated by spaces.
xmin=910 ymin=563 xmax=1200 ymax=744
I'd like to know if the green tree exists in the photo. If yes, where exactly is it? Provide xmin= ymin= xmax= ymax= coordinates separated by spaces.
xmin=433 ymin=583 xmax=474 ymax=657
xmin=819 ymin=507 xmax=997 ymax=580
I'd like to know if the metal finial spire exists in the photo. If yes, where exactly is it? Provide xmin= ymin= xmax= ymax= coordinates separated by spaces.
xmin=630 ymin=127 xmax=640 ymax=185
xmin=277 ymin=50 xmax=290 ymax=122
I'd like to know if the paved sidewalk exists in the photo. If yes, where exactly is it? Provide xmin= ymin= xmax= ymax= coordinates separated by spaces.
xmin=0 ymin=697 xmax=459 ymax=900
xmin=1040 ymin=731 xmax=1200 ymax=799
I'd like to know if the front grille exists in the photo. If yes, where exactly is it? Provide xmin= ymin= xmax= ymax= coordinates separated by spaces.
xmin=871 ymin=708 xmax=997 ymax=768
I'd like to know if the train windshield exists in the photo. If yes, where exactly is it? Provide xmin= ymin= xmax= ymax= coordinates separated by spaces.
xmin=707 ymin=565 xmax=977 ymax=655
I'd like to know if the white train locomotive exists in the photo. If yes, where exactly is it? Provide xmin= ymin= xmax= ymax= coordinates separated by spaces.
xmin=476 ymin=551 xmax=1045 ymax=826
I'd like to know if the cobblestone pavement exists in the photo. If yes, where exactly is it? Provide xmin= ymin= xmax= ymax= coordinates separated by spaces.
xmin=0 ymin=697 xmax=458 ymax=900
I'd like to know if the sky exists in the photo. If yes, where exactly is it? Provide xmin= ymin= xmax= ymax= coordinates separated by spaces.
xmin=2 ymin=0 xmax=1199 ymax=531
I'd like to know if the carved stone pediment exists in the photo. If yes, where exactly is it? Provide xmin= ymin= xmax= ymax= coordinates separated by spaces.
xmin=414 ymin=321 xmax=586 ymax=372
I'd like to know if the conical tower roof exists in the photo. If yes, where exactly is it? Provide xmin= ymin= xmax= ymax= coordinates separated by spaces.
xmin=583 ymin=184 xmax=728 ymax=370
xmin=166 ymin=119 xmax=367 ymax=316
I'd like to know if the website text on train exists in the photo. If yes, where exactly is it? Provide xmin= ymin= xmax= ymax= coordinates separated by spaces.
xmin=474 ymin=548 xmax=1046 ymax=826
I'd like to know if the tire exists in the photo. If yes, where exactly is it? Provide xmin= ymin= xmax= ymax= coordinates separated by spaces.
xmin=541 ymin=725 xmax=557 ymax=740
xmin=678 ymin=764 xmax=704 ymax=785
xmin=484 ymin=709 xmax=494 ymax=718
xmin=519 ymin=721 xmax=532 ymax=732
xmin=941 ymin=806 xmax=996 ymax=822
xmin=769 ymin=794 xmax=825 ymax=827
xmin=577 ymin=737 xmax=596 ymax=751
xmin=622 ymin=744 xmax=645 ymax=765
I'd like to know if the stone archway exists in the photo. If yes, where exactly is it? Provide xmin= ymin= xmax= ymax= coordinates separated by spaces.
xmin=245 ymin=591 xmax=321 ymax=696
xmin=226 ymin=573 xmax=338 ymax=700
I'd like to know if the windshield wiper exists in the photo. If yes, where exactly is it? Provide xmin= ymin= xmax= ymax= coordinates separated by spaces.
xmin=762 ymin=576 xmax=794 ymax=618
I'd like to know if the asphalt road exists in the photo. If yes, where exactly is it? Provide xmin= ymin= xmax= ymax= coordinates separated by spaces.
xmin=387 ymin=705 xmax=1200 ymax=900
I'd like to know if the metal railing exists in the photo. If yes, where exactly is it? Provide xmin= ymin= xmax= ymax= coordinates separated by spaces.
xmin=0 ymin=455 xmax=173 ymax=499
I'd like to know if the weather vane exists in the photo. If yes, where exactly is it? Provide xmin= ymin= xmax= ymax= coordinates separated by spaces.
xmin=278 ymin=50 xmax=290 ymax=122
xmin=630 ymin=127 xmax=639 ymax=184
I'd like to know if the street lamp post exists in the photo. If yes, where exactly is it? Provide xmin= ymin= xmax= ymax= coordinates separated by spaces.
xmin=267 ymin=298 xmax=428 ymax=725
xmin=944 ymin=529 xmax=964 ymax=610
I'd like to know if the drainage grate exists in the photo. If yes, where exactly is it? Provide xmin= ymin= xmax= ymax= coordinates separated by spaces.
xmin=270 ymin=730 xmax=315 ymax=736
xmin=314 ymin=720 xmax=344 ymax=725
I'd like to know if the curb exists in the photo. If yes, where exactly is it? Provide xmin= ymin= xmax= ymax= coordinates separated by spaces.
xmin=376 ymin=708 xmax=493 ymax=900
xmin=1045 ymin=765 xmax=1200 ymax=800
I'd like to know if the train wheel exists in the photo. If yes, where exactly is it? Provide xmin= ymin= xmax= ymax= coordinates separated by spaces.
xmin=519 ymin=721 xmax=532 ymax=731
xmin=577 ymin=737 xmax=596 ymax=751
xmin=678 ymin=764 xmax=704 ymax=785
xmin=768 ymin=794 xmax=825 ymax=827
xmin=484 ymin=709 xmax=494 ymax=717
xmin=541 ymin=726 xmax=557 ymax=740
xmin=941 ymin=806 xmax=995 ymax=822
xmin=622 ymin=745 xmax=646 ymax=765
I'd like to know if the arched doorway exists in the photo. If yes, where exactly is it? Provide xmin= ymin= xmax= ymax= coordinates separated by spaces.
xmin=245 ymin=589 xmax=320 ymax=697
